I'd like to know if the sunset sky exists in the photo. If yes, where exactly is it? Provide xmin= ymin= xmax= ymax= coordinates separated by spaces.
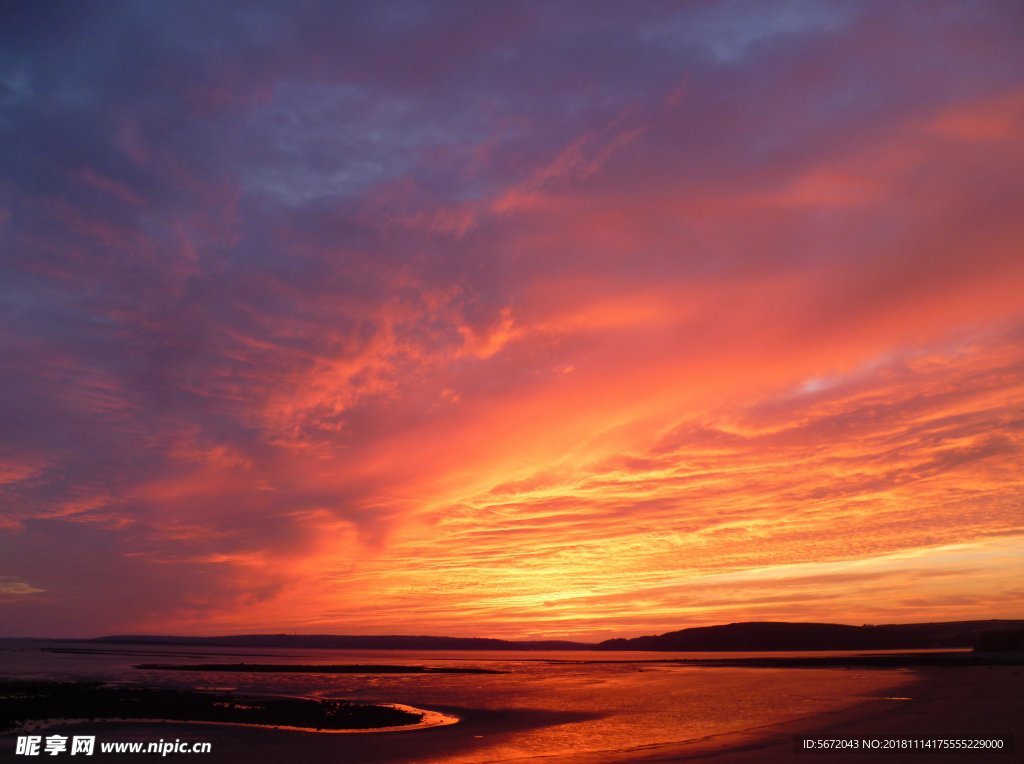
xmin=1 ymin=1 xmax=1023 ymax=640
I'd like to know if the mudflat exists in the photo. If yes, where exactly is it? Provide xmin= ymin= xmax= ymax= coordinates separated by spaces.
xmin=618 ymin=665 xmax=1023 ymax=762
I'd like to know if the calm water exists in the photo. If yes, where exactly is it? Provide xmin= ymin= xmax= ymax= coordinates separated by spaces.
xmin=1 ymin=640 xmax=929 ymax=762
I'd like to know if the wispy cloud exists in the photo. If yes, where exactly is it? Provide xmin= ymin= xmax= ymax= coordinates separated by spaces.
xmin=0 ymin=0 xmax=1021 ymax=638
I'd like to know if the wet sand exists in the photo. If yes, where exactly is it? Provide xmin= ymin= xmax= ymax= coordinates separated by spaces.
xmin=2 ymin=707 xmax=601 ymax=763
xmin=3 ymin=665 xmax=1019 ymax=762
xmin=618 ymin=665 xmax=1024 ymax=762
xmin=12 ymin=703 xmax=459 ymax=737
xmin=196 ymin=667 xmax=1022 ymax=762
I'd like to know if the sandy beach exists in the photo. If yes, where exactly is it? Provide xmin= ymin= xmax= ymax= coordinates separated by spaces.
xmin=2 ymin=706 xmax=598 ymax=763
xmin=4 ymin=665 xmax=1018 ymax=762
xmin=619 ymin=666 xmax=1023 ymax=763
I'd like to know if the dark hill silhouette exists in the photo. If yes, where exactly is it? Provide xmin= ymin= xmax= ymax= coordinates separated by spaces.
xmin=974 ymin=627 xmax=1024 ymax=652
xmin=598 ymin=619 xmax=1024 ymax=651
xmin=88 ymin=620 xmax=1024 ymax=652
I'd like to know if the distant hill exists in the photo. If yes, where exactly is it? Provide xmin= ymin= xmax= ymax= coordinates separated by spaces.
xmin=89 ymin=619 xmax=1024 ymax=652
xmin=90 ymin=634 xmax=593 ymax=651
xmin=974 ymin=627 xmax=1024 ymax=652
xmin=597 ymin=620 xmax=1024 ymax=651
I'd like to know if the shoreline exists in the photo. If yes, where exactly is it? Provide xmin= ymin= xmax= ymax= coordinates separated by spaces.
xmin=2 ymin=706 xmax=599 ymax=764
xmin=438 ymin=663 xmax=1019 ymax=763
xmin=0 ymin=681 xmax=440 ymax=737
xmin=659 ymin=652 xmax=1024 ymax=669
xmin=4 ymin=660 xmax=1021 ymax=762
xmin=601 ymin=665 xmax=1023 ymax=762
xmin=12 ymin=703 xmax=459 ymax=736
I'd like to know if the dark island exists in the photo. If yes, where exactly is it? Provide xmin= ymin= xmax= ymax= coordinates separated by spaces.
xmin=0 ymin=681 xmax=424 ymax=734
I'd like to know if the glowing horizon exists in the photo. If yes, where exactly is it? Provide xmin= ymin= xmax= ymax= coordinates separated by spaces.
xmin=1 ymin=1 xmax=1022 ymax=640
